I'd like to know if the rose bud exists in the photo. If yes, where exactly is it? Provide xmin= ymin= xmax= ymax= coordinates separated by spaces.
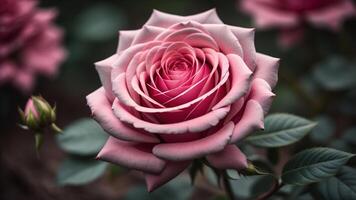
xmin=19 ymin=96 xmax=61 ymax=151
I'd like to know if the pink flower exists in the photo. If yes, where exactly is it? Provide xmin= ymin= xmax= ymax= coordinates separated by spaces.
xmin=87 ymin=9 xmax=279 ymax=191
xmin=241 ymin=0 xmax=356 ymax=46
xmin=0 ymin=0 xmax=66 ymax=93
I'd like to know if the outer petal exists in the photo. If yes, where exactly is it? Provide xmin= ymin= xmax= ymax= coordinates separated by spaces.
xmin=254 ymin=53 xmax=280 ymax=88
xmin=97 ymin=137 xmax=166 ymax=174
xmin=113 ymin=98 xmax=230 ymax=134
xmin=206 ymin=145 xmax=248 ymax=170
xmin=249 ymin=78 xmax=275 ymax=114
xmin=95 ymin=54 xmax=119 ymax=101
xmin=230 ymin=100 xmax=264 ymax=143
xmin=152 ymin=122 xmax=234 ymax=161
xmin=131 ymin=25 xmax=166 ymax=45
xmin=229 ymin=26 xmax=257 ymax=71
xmin=306 ymin=1 xmax=355 ymax=31
xmin=145 ymin=9 xmax=223 ymax=28
xmin=117 ymin=30 xmax=140 ymax=52
xmin=86 ymin=88 xmax=159 ymax=143
xmin=145 ymin=161 xmax=191 ymax=192
xmin=241 ymin=0 xmax=299 ymax=28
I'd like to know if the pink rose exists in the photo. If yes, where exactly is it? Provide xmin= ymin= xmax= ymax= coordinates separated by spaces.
xmin=87 ymin=9 xmax=279 ymax=191
xmin=241 ymin=0 xmax=356 ymax=46
xmin=0 ymin=0 xmax=66 ymax=93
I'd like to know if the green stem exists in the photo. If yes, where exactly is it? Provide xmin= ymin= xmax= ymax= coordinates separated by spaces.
xmin=222 ymin=176 xmax=235 ymax=200
xmin=256 ymin=179 xmax=283 ymax=200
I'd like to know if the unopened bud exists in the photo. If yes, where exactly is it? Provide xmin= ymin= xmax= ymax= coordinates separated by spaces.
xmin=18 ymin=96 xmax=62 ymax=154
xmin=19 ymin=96 xmax=58 ymax=130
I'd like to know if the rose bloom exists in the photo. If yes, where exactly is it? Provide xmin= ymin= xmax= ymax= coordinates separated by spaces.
xmin=241 ymin=0 xmax=356 ymax=46
xmin=87 ymin=9 xmax=279 ymax=191
xmin=0 ymin=0 xmax=66 ymax=93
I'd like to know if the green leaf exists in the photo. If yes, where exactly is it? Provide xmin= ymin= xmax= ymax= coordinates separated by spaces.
xmin=282 ymin=147 xmax=354 ymax=185
xmin=313 ymin=56 xmax=356 ymax=90
xmin=57 ymin=156 xmax=108 ymax=186
xmin=246 ymin=113 xmax=317 ymax=147
xmin=57 ymin=118 xmax=108 ymax=156
xmin=315 ymin=166 xmax=356 ymax=200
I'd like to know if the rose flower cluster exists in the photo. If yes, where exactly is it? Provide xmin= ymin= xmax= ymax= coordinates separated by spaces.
xmin=87 ymin=9 xmax=279 ymax=191
xmin=0 ymin=0 xmax=66 ymax=92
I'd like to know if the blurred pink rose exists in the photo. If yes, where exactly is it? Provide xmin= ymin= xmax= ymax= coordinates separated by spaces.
xmin=0 ymin=0 xmax=66 ymax=93
xmin=241 ymin=0 xmax=356 ymax=46
xmin=87 ymin=9 xmax=279 ymax=191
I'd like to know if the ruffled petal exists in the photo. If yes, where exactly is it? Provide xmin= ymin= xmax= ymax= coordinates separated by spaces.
xmin=152 ymin=122 xmax=234 ymax=161
xmin=230 ymin=100 xmax=264 ymax=143
xmin=145 ymin=161 xmax=191 ymax=192
xmin=206 ymin=145 xmax=248 ymax=170
xmin=97 ymin=137 xmax=166 ymax=174
xmin=86 ymin=88 xmax=159 ymax=143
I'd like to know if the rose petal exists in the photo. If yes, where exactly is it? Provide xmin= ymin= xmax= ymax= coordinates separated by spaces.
xmin=112 ymin=41 xmax=162 ymax=81
xmin=117 ymin=30 xmax=139 ymax=52
xmin=113 ymin=98 xmax=231 ymax=134
xmin=97 ymin=137 xmax=166 ymax=174
xmin=206 ymin=145 xmax=248 ymax=170
xmin=152 ymin=122 xmax=234 ymax=161
xmin=145 ymin=161 xmax=191 ymax=192
xmin=212 ymin=54 xmax=252 ymax=110
xmin=229 ymin=26 xmax=257 ymax=71
xmin=114 ymin=69 xmax=230 ymax=113
xmin=131 ymin=25 xmax=166 ymax=45
xmin=254 ymin=53 xmax=280 ymax=88
xmin=86 ymin=88 xmax=159 ymax=143
xmin=145 ymin=9 xmax=223 ymax=28
xmin=249 ymin=78 xmax=275 ymax=114
xmin=95 ymin=54 xmax=119 ymax=101
xmin=203 ymin=24 xmax=243 ymax=56
xmin=230 ymin=100 xmax=264 ymax=143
